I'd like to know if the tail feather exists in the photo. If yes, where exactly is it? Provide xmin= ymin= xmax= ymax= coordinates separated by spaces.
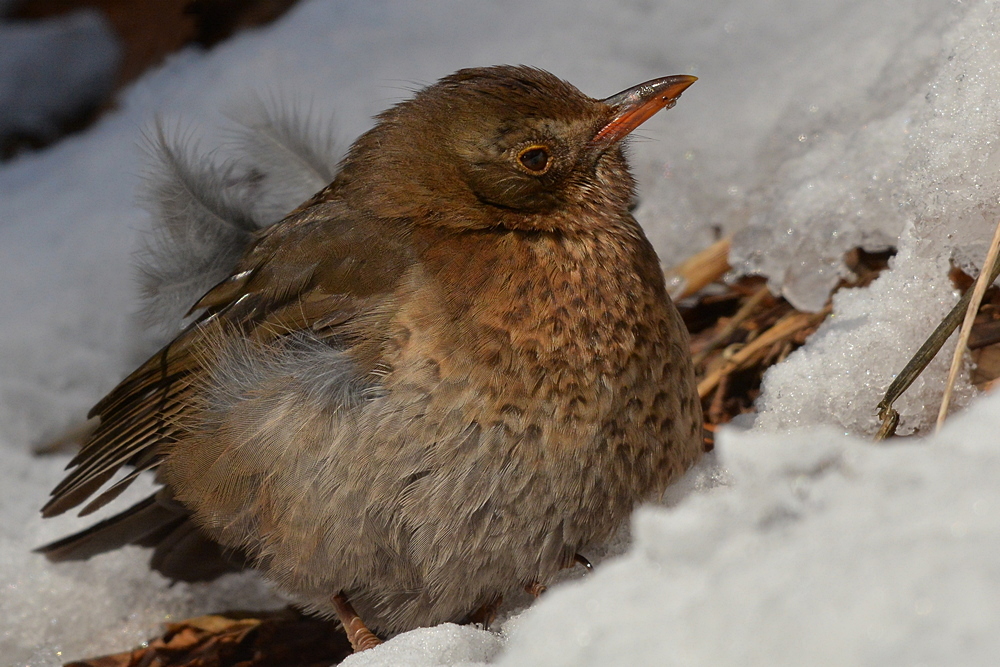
xmin=38 ymin=492 xmax=180 ymax=561
xmin=37 ymin=490 xmax=246 ymax=582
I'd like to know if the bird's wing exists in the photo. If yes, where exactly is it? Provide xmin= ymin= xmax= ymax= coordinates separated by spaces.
xmin=42 ymin=199 xmax=414 ymax=518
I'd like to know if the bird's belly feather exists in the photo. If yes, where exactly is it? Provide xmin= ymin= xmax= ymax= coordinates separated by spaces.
xmin=162 ymin=250 xmax=700 ymax=632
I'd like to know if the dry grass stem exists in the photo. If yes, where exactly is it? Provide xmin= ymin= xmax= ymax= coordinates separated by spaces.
xmin=692 ymin=284 xmax=771 ymax=366
xmin=936 ymin=217 xmax=1000 ymax=431
xmin=697 ymin=307 xmax=830 ymax=399
xmin=664 ymin=236 xmax=731 ymax=301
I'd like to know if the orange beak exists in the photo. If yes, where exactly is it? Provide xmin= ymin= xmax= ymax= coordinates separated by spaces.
xmin=593 ymin=75 xmax=697 ymax=146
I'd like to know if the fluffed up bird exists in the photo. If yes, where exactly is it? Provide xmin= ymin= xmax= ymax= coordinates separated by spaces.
xmin=39 ymin=65 xmax=701 ymax=651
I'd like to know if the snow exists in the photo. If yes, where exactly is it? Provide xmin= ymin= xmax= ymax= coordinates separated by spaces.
xmin=2 ymin=0 xmax=1000 ymax=665
xmin=731 ymin=0 xmax=1000 ymax=313
xmin=753 ymin=221 xmax=975 ymax=436
xmin=501 ymin=401 xmax=1000 ymax=666
xmin=340 ymin=624 xmax=504 ymax=667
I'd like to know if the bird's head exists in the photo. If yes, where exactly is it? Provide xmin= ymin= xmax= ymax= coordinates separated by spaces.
xmin=334 ymin=65 xmax=696 ymax=232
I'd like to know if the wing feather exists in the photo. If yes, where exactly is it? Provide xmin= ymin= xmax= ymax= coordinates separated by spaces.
xmin=43 ymin=199 xmax=413 ymax=518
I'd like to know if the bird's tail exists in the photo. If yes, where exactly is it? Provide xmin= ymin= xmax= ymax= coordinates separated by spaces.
xmin=37 ymin=490 xmax=246 ymax=582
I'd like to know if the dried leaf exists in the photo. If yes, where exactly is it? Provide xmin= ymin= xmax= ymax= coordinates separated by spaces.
xmin=64 ymin=609 xmax=352 ymax=667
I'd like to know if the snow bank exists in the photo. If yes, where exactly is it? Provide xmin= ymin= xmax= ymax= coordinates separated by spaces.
xmin=501 ymin=394 xmax=1000 ymax=666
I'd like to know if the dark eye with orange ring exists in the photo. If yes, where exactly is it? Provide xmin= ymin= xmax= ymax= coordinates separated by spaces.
xmin=517 ymin=145 xmax=551 ymax=173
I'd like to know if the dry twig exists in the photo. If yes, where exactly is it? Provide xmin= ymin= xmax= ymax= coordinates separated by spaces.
xmin=876 ymin=250 xmax=1000 ymax=440
xmin=936 ymin=218 xmax=1000 ymax=431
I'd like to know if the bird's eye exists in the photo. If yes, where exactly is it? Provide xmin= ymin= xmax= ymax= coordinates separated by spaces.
xmin=517 ymin=145 xmax=551 ymax=174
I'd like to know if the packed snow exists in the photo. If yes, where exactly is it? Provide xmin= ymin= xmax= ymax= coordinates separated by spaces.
xmin=2 ymin=0 xmax=999 ymax=665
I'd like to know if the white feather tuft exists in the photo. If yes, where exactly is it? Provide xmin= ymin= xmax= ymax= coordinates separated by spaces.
xmin=136 ymin=121 xmax=263 ymax=336
xmin=225 ymin=93 xmax=341 ymax=224
xmin=134 ymin=100 xmax=343 ymax=338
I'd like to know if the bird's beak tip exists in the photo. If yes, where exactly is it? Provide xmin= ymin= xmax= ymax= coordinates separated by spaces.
xmin=593 ymin=74 xmax=697 ymax=146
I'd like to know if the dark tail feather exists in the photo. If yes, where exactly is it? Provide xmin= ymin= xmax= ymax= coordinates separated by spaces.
xmin=37 ymin=490 xmax=247 ymax=582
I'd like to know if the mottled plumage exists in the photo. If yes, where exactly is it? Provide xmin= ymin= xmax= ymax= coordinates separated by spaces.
xmin=40 ymin=66 xmax=701 ymax=644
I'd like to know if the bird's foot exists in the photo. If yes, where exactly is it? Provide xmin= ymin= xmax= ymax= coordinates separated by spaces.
xmin=465 ymin=593 xmax=504 ymax=628
xmin=332 ymin=593 xmax=382 ymax=652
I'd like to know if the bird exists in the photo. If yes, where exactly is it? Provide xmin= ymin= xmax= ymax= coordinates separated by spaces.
xmin=38 ymin=65 xmax=701 ymax=651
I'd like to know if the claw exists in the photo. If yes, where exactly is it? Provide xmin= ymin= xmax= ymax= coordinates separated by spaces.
xmin=525 ymin=581 xmax=548 ymax=597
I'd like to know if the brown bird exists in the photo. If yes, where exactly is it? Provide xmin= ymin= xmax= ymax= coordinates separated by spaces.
xmin=39 ymin=65 xmax=701 ymax=651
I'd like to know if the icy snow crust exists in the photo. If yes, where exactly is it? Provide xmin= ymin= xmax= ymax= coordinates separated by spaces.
xmin=3 ymin=0 xmax=1000 ymax=665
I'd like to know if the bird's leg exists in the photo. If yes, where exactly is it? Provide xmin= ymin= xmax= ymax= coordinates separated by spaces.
xmin=332 ymin=593 xmax=382 ymax=652
xmin=465 ymin=593 xmax=504 ymax=627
